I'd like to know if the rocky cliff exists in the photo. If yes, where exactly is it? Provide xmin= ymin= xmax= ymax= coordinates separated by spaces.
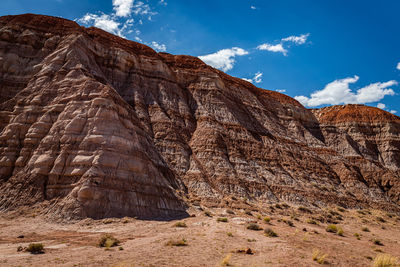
xmin=0 ymin=14 xmax=399 ymax=219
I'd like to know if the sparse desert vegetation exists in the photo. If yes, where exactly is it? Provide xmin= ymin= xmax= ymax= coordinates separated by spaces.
xmin=98 ymin=234 xmax=120 ymax=248
xmin=264 ymin=228 xmax=278 ymax=237
xmin=26 ymin=243 xmax=44 ymax=254
xmin=165 ymin=238 xmax=188 ymax=247
xmin=217 ymin=217 xmax=228 ymax=222
xmin=263 ymin=216 xmax=271 ymax=223
xmin=246 ymin=223 xmax=262 ymax=231
xmin=174 ymin=221 xmax=187 ymax=228
xmin=1 ymin=206 xmax=399 ymax=266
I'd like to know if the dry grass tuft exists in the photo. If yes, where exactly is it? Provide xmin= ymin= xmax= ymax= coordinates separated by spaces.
xmin=373 ymin=254 xmax=398 ymax=267
xmin=264 ymin=228 xmax=278 ymax=237
xmin=263 ymin=216 xmax=271 ymax=223
xmin=165 ymin=238 xmax=188 ymax=246
xmin=246 ymin=223 xmax=262 ymax=231
xmin=312 ymin=249 xmax=327 ymax=264
xmin=174 ymin=222 xmax=187 ymax=228
xmin=220 ymin=253 xmax=232 ymax=266
xmin=98 ymin=234 xmax=120 ymax=248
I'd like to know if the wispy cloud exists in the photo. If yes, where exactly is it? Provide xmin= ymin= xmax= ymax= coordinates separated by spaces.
xmin=242 ymin=71 xmax=263 ymax=84
xmin=295 ymin=76 xmax=397 ymax=107
xmin=257 ymin=43 xmax=287 ymax=55
xmin=257 ymin=33 xmax=310 ymax=56
xmin=397 ymin=62 xmax=400 ymax=70
xmin=250 ymin=6 xmax=257 ymax=10
xmin=281 ymin=33 xmax=310 ymax=45
xmin=198 ymin=47 xmax=248 ymax=72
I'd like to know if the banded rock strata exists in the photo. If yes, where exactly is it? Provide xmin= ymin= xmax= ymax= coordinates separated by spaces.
xmin=0 ymin=14 xmax=399 ymax=219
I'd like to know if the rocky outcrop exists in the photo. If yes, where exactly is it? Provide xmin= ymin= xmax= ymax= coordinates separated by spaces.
xmin=0 ymin=14 xmax=399 ymax=219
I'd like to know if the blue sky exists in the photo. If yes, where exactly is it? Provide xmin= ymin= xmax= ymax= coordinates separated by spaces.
xmin=2 ymin=0 xmax=400 ymax=113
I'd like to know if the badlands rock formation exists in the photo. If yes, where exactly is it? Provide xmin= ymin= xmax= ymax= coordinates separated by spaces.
xmin=0 ymin=14 xmax=399 ymax=219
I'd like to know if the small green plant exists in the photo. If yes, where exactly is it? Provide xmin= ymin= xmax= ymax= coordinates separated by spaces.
xmin=246 ymin=223 xmax=262 ymax=231
xmin=217 ymin=217 xmax=228 ymax=222
xmin=118 ymin=246 xmax=124 ymax=251
xmin=166 ymin=238 xmax=188 ymax=246
xmin=174 ymin=222 xmax=187 ymax=228
xmin=26 ymin=243 xmax=44 ymax=254
xmin=257 ymin=214 xmax=262 ymax=220
xmin=326 ymin=224 xmax=338 ymax=233
xmin=337 ymin=227 xmax=344 ymax=236
xmin=312 ymin=249 xmax=327 ymax=264
xmin=373 ymin=239 xmax=384 ymax=246
xmin=98 ymin=234 xmax=120 ymax=248
xmin=354 ymin=233 xmax=361 ymax=240
xmin=373 ymin=253 xmax=398 ymax=267
xmin=263 ymin=216 xmax=271 ymax=223
xmin=227 ymin=232 xmax=233 ymax=237
xmin=264 ymin=228 xmax=278 ymax=237
xmin=361 ymin=226 xmax=370 ymax=232
xmin=247 ymin=238 xmax=256 ymax=242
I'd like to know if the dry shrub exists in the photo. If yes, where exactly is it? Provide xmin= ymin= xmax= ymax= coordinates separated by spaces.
xmin=26 ymin=243 xmax=44 ymax=254
xmin=99 ymin=234 xmax=120 ymax=248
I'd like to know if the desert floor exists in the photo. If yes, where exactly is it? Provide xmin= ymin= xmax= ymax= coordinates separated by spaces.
xmin=0 ymin=204 xmax=399 ymax=267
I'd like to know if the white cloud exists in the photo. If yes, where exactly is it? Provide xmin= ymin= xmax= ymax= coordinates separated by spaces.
xmin=242 ymin=71 xmax=263 ymax=84
xmin=295 ymin=76 xmax=397 ymax=107
xmin=377 ymin=103 xmax=386 ymax=109
xmin=257 ymin=33 xmax=309 ymax=56
xmin=257 ymin=43 xmax=287 ymax=55
xmin=159 ymin=0 xmax=167 ymax=6
xmin=78 ymin=13 xmax=132 ymax=37
xmin=198 ymin=47 xmax=248 ymax=72
xmin=276 ymin=89 xmax=286 ymax=93
xmin=151 ymin=41 xmax=166 ymax=52
xmin=390 ymin=110 xmax=397 ymax=114
xmin=112 ymin=0 xmax=134 ymax=17
xmin=250 ymin=6 xmax=256 ymax=10
xmin=281 ymin=33 xmax=310 ymax=45
xmin=397 ymin=62 xmax=400 ymax=70
xmin=77 ymin=0 xmax=163 ymax=40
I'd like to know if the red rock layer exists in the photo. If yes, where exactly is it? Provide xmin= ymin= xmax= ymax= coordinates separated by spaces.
xmin=0 ymin=14 xmax=399 ymax=219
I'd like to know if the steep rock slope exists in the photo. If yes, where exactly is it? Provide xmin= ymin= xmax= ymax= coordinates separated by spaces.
xmin=0 ymin=14 xmax=399 ymax=219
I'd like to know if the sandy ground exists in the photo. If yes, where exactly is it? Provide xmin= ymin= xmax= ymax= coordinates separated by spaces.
xmin=0 ymin=205 xmax=399 ymax=267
